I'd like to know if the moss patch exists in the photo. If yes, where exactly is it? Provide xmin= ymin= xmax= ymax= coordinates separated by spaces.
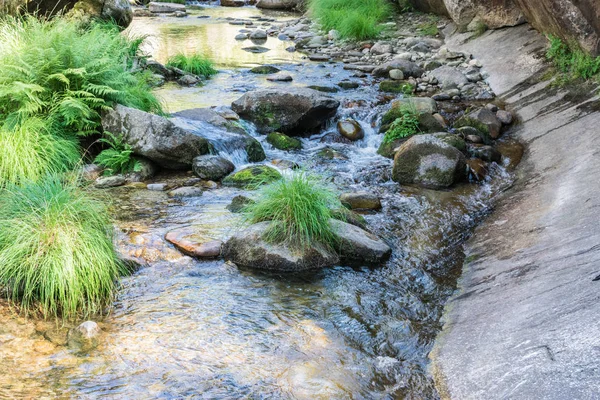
xmin=222 ymin=165 xmax=282 ymax=189
xmin=246 ymin=138 xmax=266 ymax=162
xmin=267 ymin=132 xmax=302 ymax=151
xmin=379 ymin=80 xmax=415 ymax=94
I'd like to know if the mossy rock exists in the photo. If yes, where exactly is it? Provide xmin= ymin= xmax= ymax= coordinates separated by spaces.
xmin=418 ymin=113 xmax=445 ymax=133
xmin=379 ymin=80 xmax=414 ymax=94
xmin=377 ymin=138 xmax=407 ymax=159
xmin=267 ymin=132 xmax=302 ymax=151
xmin=250 ymin=66 xmax=280 ymax=74
xmin=331 ymin=208 xmax=368 ymax=230
xmin=316 ymin=147 xmax=348 ymax=160
xmin=434 ymin=133 xmax=467 ymax=153
xmin=222 ymin=165 xmax=282 ymax=189
xmin=246 ymin=138 xmax=266 ymax=162
xmin=455 ymin=126 xmax=492 ymax=145
xmin=226 ymin=195 xmax=255 ymax=213
xmin=307 ymin=85 xmax=339 ymax=93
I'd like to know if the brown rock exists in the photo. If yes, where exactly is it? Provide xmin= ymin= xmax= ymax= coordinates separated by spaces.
xmin=165 ymin=228 xmax=222 ymax=258
xmin=466 ymin=158 xmax=488 ymax=181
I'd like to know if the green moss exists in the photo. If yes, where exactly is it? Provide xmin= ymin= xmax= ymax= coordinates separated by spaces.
xmin=245 ymin=139 xmax=266 ymax=162
xmin=453 ymin=116 xmax=489 ymax=136
xmin=254 ymin=104 xmax=281 ymax=131
xmin=377 ymin=138 xmax=405 ymax=159
xmin=437 ymin=134 xmax=466 ymax=153
xmin=222 ymin=165 xmax=282 ymax=189
xmin=331 ymin=208 xmax=367 ymax=229
xmin=267 ymin=132 xmax=302 ymax=151
xmin=379 ymin=80 xmax=415 ymax=94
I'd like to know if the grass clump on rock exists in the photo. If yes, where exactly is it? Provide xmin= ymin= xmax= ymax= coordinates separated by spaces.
xmin=546 ymin=35 xmax=600 ymax=82
xmin=0 ymin=175 xmax=127 ymax=319
xmin=308 ymin=0 xmax=392 ymax=40
xmin=166 ymin=53 xmax=218 ymax=79
xmin=243 ymin=172 xmax=342 ymax=250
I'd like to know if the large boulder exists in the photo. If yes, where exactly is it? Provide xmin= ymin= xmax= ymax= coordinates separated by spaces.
xmin=231 ymin=88 xmax=340 ymax=135
xmin=27 ymin=0 xmax=133 ymax=28
xmin=392 ymin=134 xmax=466 ymax=189
xmin=172 ymin=108 xmax=266 ymax=163
xmin=430 ymin=66 xmax=469 ymax=90
xmin=101 ymin=105 xmax=210 ymax=169
xmin=256 ymin=0 xmax=301 ymax=10
xmin=222 ymin=222 xmax=340 ymax=271
xmin=192 ymin=155 xmax=235 ymax=181
xmin=514 ymin=0 xmax=600 ymax=56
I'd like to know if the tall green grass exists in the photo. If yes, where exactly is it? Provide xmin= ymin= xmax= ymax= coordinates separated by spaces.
xmin=308 ymin=0 xmax=392 ymax=40
xmin=547 ymin=35 xmax=600 ymax=81
xmin=166 ymin=53 xmax=218 ymax=79
xmin=242 ymin=172 xmax=342 ymax=251
xmin=0 ymin=175 xmax=127 ymax=318
xmin=0 ymin=16 xmax=162 ymax=185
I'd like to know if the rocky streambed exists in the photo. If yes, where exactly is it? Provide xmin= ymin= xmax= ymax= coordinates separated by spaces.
xmin=0 ymin=4 xmax=524 ymax=399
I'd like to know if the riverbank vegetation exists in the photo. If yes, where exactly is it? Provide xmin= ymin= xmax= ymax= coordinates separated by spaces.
xmin=243 ymin=172 xmax=341 ymax=250
xmin=166 ymin=53 xmax=218 ymax=79
xmin=0 ymin=175 xmax=127 ymax=318
xmin=308 ymin=0 xmax=392 ymax=40
xmin=0 ymin=16 xmax=160 ymax=317
xmin=546 ymin=35 xmax=600 ymax=82
xmin=382 ymin=105 xmax=420 ymax=143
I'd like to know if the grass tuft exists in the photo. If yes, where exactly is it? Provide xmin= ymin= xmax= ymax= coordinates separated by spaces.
xmin=546 ymin=34 xmax=600 ymax=82
xmin=0 ymin=175 xmax=127 ymax=319
xmin=242 ymin=172 xmax=342 ymax=251
xmin=308 ymin=0 xmax=392 ymax=40
xmin=166 ymin=53 xmax=218 ymax=79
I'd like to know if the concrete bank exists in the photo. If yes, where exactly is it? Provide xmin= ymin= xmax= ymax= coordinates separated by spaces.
xmin=431 ymin=24 xmax=600 ymax=399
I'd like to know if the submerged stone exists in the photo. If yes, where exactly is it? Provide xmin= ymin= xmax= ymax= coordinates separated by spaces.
xmin=165 ymin=227 xmax=222 ymax=258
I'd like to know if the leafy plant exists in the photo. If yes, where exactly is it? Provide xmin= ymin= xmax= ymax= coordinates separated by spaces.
xmin=242 ymin=172 xmax=342 ymax=250
xmin=94 ymin=132 xmax=141 ymax=175
xmin=546 ymin=34 xmax=600 ymax=81
xmin=308 ymin=0 xmax=392 ymax=40
xmin=383 ymin=106 xmax=420 ymax=143
xmin=0 ymin=175 xmax=127 ymax=318
xmin=166 ymin=53 xmax=218 ymax=78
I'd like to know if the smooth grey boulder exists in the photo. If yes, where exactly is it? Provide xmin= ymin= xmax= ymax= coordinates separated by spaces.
xmin=95 ymin=175 xmax=126 ymax=188
xmin=101 ymin=105 xmax=210 ymax=169
xmin=192 ymin=155 xmax=235 ymax=181
xmin=331 ymin=220 xmax=391 ymax=264
xmin=373 ymin=59 xmax=424 ymax=78
xmin=392 ymin=134 xmax=466 ymax=189
xmin=430 ymin=66 xmax=469 ymax=89
xmin=223 ymin=222 xmax=340 ymax=271
xmin=231 ymin=88 xmax=340 ymax=135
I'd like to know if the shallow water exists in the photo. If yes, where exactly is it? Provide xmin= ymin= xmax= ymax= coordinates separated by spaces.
xmin=0 ymin=6 xmax=519 ymax=399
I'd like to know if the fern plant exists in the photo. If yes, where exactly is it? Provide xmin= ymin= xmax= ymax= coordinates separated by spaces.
xmin=94 ymin=132 xmax=141 ymax=175
xmin=383 ymin=106 xmax=420 ymax=143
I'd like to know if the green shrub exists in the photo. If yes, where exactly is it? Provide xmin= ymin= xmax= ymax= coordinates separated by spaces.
xmin=546 ymin=34 xmax=600 ymax=81
xmin=0 ymin=175 xmax=127 ymax=318
xmin=0 ymin=118 xmax=80 ymax=187
xmin=242 ymin=172 xmax=342 ymax=250
xmin=166 ymin=53 xmax=218 ymax=78
xmin=95 ymin=132 xmax=141 ymax=176
xmin=383 ymin=106 xmax=420 ymax=143
xmin=308 ymin=0 xmax=392 ymax=40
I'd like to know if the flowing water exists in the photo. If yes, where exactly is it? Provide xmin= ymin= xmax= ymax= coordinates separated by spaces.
xmin=0 ymin=5 xmax=520 ymax=399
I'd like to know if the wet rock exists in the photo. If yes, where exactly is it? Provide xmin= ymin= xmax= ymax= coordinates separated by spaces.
xmin=178 ymin=74 xmax=199 ymax=86
xmin=213 ymin=106 xmax=240 ymax=121
xmin=101 ymin=105 xmax=210 ymax=169
xmin=235 ymin=33 xmax=249 ymax=40
xmin=222 ymin=165 xmax=282 ymax=188
xmin=221 ymin=0 xmax=245 ymax=6
xmin=67 ymin=321 xmax=101 ymax=352
xmin=337 ymin=81 xmax=360 ymax=90
xmin=337 ymin=120 xmax=364 ymax=141
xmin=267 ymin=132 xmax=303 ymax=151
xmin=466 ymin=134 xmax=483 ymax=144
xmin=377 ymin=138 xmax=407 ymax=159
xmin=256 ymin=0 xmax=301 ymax=10
xmin=391 ymin=97 xmax=437 ymax=115
xmin=456 ymin=126 xmax=491 ymax=145
xmin=316 ymin=147 xmax=348 ymax=160
xmin=147 ymin=183 xmax=168 ymax=191
xmin=250 ymin=65 xmax=280 ymax=74
xmin=468 ymin=144 xmax=502 ymax=163
xmin=223 ymin=221 xmax=340 ymax=271
xmin=454 ymin=108 xmax=502 ymax=140
xmin=419 ymin=113 xmax=446 ymax=133
xmin=392 ymin=134 xmax=466 ymax=189
xmin=148 ymin=2 xmax=185 ymax=13
xmin=266 ymin=72 xmax=293 ymax=82
xmin=308 ymin=54 xmax=331 ymax=62
xmin=167 ymin=186 xmax=203 ymax=197
xmin=331 ymin=219 xmax=391 ymax=264
xmin=227 ymin=195 xmax=255 ymax=213
xmin=242 ymin=46 xmax=270 ymax=53
xmin=379 ymin=80 xmax=414 ymax=93
xmin=307 ymin=85 xmax=339 ymax=93
xmin=466 ymin=158 xmax=488 ymax=181
xmin=373 ymin=59 xmax=424 ymax=78
xmin=165 ymin=228 xmax=222 ymax=258
xmin=340 ymin=192 xmax=382 ymax=210
xmin=496 ymin=109 xmax=513 ymax=125
xmin=95 ymin=175 xmax=126 ymax=188
xmin=430 ymin=66 xmax=469 ymax=89
xmin=249 ymin=29 xmax=267 ymax=40
xmin=192 ymin=155 xmax=235 ymax=181
xmin=231 ymin=88 xmax=340 ymax=135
